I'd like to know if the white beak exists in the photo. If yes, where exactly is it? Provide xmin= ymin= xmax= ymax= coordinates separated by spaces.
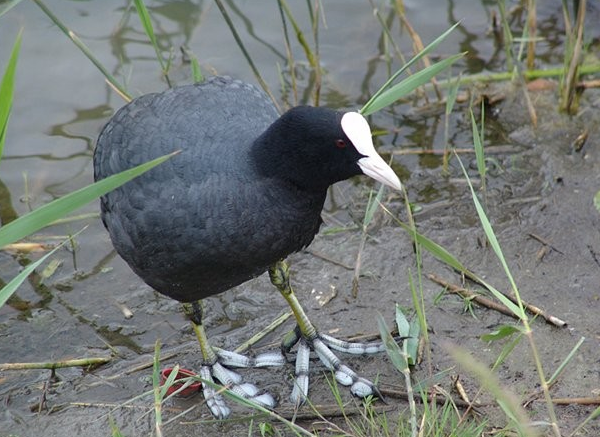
xmin=341 ymin=112 xmax=402 ymax=191
xmin=357 ymin=154 xmax=402 ymax=191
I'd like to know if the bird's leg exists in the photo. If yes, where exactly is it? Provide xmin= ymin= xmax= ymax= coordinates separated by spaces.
xmin=269 ymin=260 xmax=386 ymax=406
xmin=182 ymin=301 xmax=284 ymax=418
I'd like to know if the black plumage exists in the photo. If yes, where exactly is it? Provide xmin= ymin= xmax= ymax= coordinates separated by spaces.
xmin=94 ymin=76 xmax=402 ymax=417
xmin=95 ymin=77 xmax=372 ymax=302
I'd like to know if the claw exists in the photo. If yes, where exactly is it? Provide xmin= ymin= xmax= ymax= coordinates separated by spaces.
xmin=290 ymin=339 xmax=311 ymax=405
xmin=288 ymin=333 xmax=382 ymax=403
xmin=210 ymin=361 xmax=277 ymax=409
xmin=200 ymin=366 xmax=231 ymax=419
xmin=319 ymin=332 xmax=386 ymax=355
xmin=216 ymin=348 xmax=286 ymax=368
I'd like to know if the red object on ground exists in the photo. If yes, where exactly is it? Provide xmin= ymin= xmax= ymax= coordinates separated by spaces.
xmin=160 ymin=367 xmax=202 ymax=397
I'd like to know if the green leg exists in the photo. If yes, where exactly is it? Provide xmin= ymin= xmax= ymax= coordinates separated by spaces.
xmin=181 ymin=301 xmax=281 ymax=418
xmin=182 ymin=300 xmax=218 ymax=365
xmin=269 ymin=259 xmax=383 ymax=404
xmin=268 ymin=260 xmax=317 ymax=341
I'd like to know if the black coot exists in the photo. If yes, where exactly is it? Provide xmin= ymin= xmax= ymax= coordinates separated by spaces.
xmin=94 ymin=76 xmax=401 ymax=418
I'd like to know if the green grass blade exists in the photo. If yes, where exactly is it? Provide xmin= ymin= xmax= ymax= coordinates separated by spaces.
xmin=470 ymin=106 xmax=486 ymax=192
xmin=362 ymin=53 xmax=465 ymax=116
xmin=363 ymin=184 xmax=385 ymax=227
xmin=277 ymin=0 xmax=317 ymax=67
xmin=570 ymin=405 xmax=600 ymax=437
xmin=378 ymin=315 xmax=408 ymax=372
xmin=32 ymin=0 xmax=130 ymax=100
xmin=108 ymin=415 xmax=126 ymax=437
xmin=133 ymin=0 xmax=170 ymax=85
xmin=449 ymin=345 xmax=536 ymax=437
xmin=0 ymin=152 xmax=177 ymax=248
xmin=152 ymin=340 xmax=164 ymax=436
xmin=191 ymin=57 xmax=204 ymax=83
xmin=379 ymin=201 xmax=524 ymax=315
xmin=445 ymin=73 xmax=461 ymax=116
xmin=382 ymin=207 xmax=467 ymax=272
xmin=406 ymin=309 xmax=421 ymax=366
xmin=547 ymin=336 xmax=585 ymax=385
xmin=214 ymin=0 xmax=279 ymax=112
xmin=134 ymin=0 xmax=158 ymax=49
xmin=0 ymin=235 xmax=67 ymax=308
xmin=455 ymin=154 xmax=527 ymax=320
xmin=0 ymin=0 xmax=24 ymax=17
xmin=0 ymin=29 xmax=22 ymax=160
xmin=594 ymin=190 xmax=600 ymax=213
xmin=394 ymin=303 xmax=410 ymax=337
xmin=481 ymin=324 xmax=522 ymax=342
xmin=361 ymin=22 xmax=462 ymax=115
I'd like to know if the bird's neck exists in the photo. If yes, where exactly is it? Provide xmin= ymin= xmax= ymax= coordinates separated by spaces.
xmin=250 ymin=122 xmax=331 ymax=194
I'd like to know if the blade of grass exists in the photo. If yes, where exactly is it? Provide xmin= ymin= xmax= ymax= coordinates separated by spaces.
xmin=353 ymin=185 xmax=385 ymax=297
xmin=152 ymin=340 xmax=164 ymax=437
xmin=379 ymin=203 xmax=467 ymax=272
xmin=214 ymin=0 xmax=280 ymax=113
xmin=361 ymin=22 xmax=461 ymax=115
xmin=0 ymin=152 xmax=177 ymax=248
xmin=0 ymin=231 xmax=77 ymax=308
xmin=497 ymin=0 xmax=515 ymax=73
xmin=547 ymin=336 xmax=585 ymax=385
xmin=448 ymin=345 xmax=536 ymax=437
xmin=0 ymin=0 xmax=24 ymax=17
xmin=133 ymin=0 xmax=172 ymax=87
xmin=378 ymin=314 xmax=417 ymax=437
xmin=362 ymin=53 xmax=465 ymax=116
xmin=277 ymin=0 xmax=317 ymax=68
xmin=379 ymin=201 xmax=525 ymax=316
xmin=0 ymin=29 xmax=22 ymax=160
xmin=470 ymin=103 xmax=486 ymax=194
xmin=454 ymin=153 xmax=527 ymax=320
xmin=31 ymin=0 xmax=131 ymax=101
xmin=443 ymin=73 xmax=461 ymax=172
xmin=569 ymin=405 xmax=600 ymax=437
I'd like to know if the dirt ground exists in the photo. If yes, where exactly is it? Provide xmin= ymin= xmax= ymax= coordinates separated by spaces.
xmin=1 ymin=80 xmax=599 ymax=437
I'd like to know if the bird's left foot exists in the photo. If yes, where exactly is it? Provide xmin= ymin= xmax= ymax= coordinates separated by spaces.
xmin=183 ymin=301 xmax=286 ymax=418
xmin=198 ymin=348 xmax=285 ymax=419
xmin=282 ymin=325 xmax=385 ymax=405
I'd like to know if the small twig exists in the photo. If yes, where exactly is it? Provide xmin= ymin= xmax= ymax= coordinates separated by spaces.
xmin=452 ymin=375 xmax=471 ymax=405
xmin=234 ymin=310 xmax=293 ymax=354
xmin=528 ymin=233 xmax=565 ymax=255
xmin=578 ymin=78 xmax=600 ymax=89
xmin=0 ymin=357 xmax=111 ymax=371
xmin=551 ymin=397 xmax=600 ymax=405
xmin=429 ymin=274 xmax=568 ymax=328
xmin=70 ymin=401 xmax=183 ymax=412
xmin=275 ymin=403 xmax=396 ymax=421
xmin=2 ymin=242 xmax=55 ymax=252
xmin=505 ymin=291 xmax=567 ymax=328
xmin=378 ymin=386 xmax=487 ymax=409
xmin=428 ymin=274 xmax=517 ymax=318
xmin=304 ymin=249 xmax=353 ymax=270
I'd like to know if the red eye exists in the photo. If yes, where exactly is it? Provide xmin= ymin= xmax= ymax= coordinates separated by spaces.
xmin=335 ymin=139 xmax=346 ymax=149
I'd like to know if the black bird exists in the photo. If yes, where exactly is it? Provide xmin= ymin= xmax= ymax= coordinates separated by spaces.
xmin=94 ymin=76 xmax=402 ymax=418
